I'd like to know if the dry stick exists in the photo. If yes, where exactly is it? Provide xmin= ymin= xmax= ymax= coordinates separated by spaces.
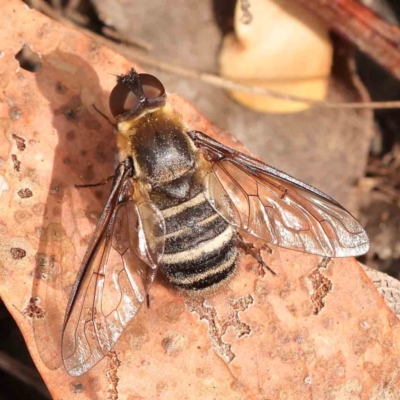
xmin=0 ymin=351 xmax=52 ymax=399
xmin=293 ymin=0 xmax=400 ymax=81
xmin=50 ymin=0 xmax=62 ymax=12
xmin=32 ymin=0 xmax=400 ymax=110
xmin=124 ymin=51 xmax=400 ymax=110
xmin=102 ymin=27 xmax=154 ymax=52
xmin=64 ymin=8 xmax=90 ymax=27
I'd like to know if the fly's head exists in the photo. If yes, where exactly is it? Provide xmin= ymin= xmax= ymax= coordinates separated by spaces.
xmin=110 ymin=68 xmax=167 ymax=127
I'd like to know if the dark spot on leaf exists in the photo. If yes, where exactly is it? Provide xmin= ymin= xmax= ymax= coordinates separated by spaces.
xmin=14 ymin=210 xmax=31 ymax=224
xmin=36 ymin=22 xmax=51 ymax=39
xmin=82 ymin=165 xmax=95 ymax=181
xmin=66 ymin=109 xmax=76 ymax=121
xmin=89 ymin=40 xmax=100 ymax=56
xmin=23 ymin=297 xmax=45 ymax=318
xmin=157 ymin=300 xmax=185 ymax=323
xmin=42 ymin=223 xmax=66 ymax=243
xmin=50 ymin=184 xmax=64 ymax=197
xmin=162 ymin=337 xmax=173 ymax=352
xmin=95 ymin=141 xmax=108 ymax=164
xmin=9 ymin=106 xmax=22 ymax=120
xmin=0 ymin=221 xmax=7 ymax=235
xmin=32 ymin=203 xmax=46 ymax=216
xmin=11 ymin=134 xmax=26 ymax=151
xmin=66 ymin=130 xmax=76 ymax=141
xmin=18 ymin=188 xmax=33 ymax=198
xmin=71 ymin=382 xmax=84 ymax=393
xmin=55 ymin=96 xmax=85 ymax=123
xmin=52 ymin=206 xmax=61 ymax=216
xmin=35 ymin=252 xmax=50 ymax=270
xmin=84 ymin=118 xmax=101 ymax=130
xmin=23 ymin=167 xmax=38 ymax=182
xmin=94 ymin=190 xmax=104 ymax=200
xmin=55 ymin=81 xmax=68 ymax=94
xmin=161 ymin=332 xmax=186 ymax=356
xmin=308 ymin=268 xmax=332 ymax=315
xmin=10 ymin=247 xmax=26 ymax=259
xmin=15 ymin=45 xmax=42 ymax=73
xmin=11 ymin=154 xmax=21 ymax=171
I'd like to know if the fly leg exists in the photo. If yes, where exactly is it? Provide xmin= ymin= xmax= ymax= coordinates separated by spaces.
xmin=75 ymin=175 xmax=114 ymax=189
xmin=92 ymin=104 xmax=114 ymax=127
xmin=236 ymin=234 xmax=276 ymax=277
xmin=75 ymin=158 xmax=133 ymax=189
xmin=145 ymin=268 xmax=158 ymax=308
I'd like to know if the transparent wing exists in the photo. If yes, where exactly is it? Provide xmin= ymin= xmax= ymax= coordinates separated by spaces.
xmin=190 ymin=131 xmax=370 ymax=258
xmin=130 ymin=201 xmax=166 ymax=269
xmin=62 ymin=166 xmax=165 ymax=376
xmin=32 ymin=245 xmax=64 ymax=371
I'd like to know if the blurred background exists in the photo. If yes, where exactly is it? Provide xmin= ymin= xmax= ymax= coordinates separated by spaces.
xmin=2 ymin=0 xmax=400 ymax=398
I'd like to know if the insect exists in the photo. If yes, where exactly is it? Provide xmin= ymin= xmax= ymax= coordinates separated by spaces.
xmin=62 ymin=68 xmax=370 ymax=376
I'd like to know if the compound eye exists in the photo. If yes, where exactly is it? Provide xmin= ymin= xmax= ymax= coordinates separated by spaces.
xmin=109 ymin=83 xmax=138 ymax=118
xmin=109 ymin=82 xmax=138 ymax=118
xmin=109 ymin=73 xmax=166 ymax=118
xmin=140 ymin=73 xmax=165 ymax=99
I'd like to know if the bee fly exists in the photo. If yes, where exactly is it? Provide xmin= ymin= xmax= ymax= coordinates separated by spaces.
xmin=62 ymin=68 xmax=370 ymax=376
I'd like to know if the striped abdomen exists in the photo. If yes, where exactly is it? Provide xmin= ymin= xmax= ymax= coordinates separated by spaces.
xmin=130 ymin=116 xmax=237 ymax=291
xmin=159 ymin=191 xmax=237 ymax=292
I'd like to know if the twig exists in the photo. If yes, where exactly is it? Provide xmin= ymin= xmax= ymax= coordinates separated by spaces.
xmin=64 ymin=8 xmax=90 ymax=26
xmin=31 ymin=0 xmax=400 ymax=110
xmin=112 ymin=49 xmax=400 ymax=110
xmin=293 ymin=0 xmax=400 ymax=81
xmin=0 ymin=351 xmax=51 ymax=399
xmin=50 ymin=0 xmax=62 ymax=12
xmin=102 ymin=27 xmax=153 ymax=51
xmin=375 ymin=184 xmax=400 ymax=200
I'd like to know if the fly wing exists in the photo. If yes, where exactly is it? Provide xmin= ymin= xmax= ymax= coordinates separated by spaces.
xmin=129 ymin=200 xmax=166 ymax=287
xmin=190 ymin=131 xmax=370 ymax=258
xmin=62 ymin=164 xmax=165 ymax=376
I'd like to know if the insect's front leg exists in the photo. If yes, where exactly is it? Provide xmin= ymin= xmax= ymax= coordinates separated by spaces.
xmin=236 ymin=233 xmax=276 ymax=277
xmin=92 ymin=104 xmax=115 ymax=127
xmin=75 ymin=158 xmax=134 ymax=189
xmin=75 ymin=175 xmax=115 ymax=189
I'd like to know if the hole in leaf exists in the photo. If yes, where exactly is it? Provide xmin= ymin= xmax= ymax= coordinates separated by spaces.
xmin=15 ymin=45 xmax=42 ymax=73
